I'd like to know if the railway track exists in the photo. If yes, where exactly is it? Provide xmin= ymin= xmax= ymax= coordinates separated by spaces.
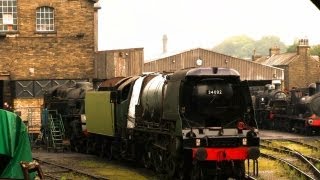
xmin=260 ymin=140 xmax=320 ymax=180
xmin=34 ymin=156 xmax=258 ymax=180
xmin=260 ymin=152 xmax=316 ymax=179
xmin=286 ymin=139 xmax=320 ymax=151
xmin=33 ymin=157 xmax=109 ymax=180
xmin=245 ymin=174 xmax=258 ymax=180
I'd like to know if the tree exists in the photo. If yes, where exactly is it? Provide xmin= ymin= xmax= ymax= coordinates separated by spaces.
xmin=286 ymin=39 xmax=299 ymax=53
xmin=310 ymin=45 xmax=320 ymax=56
xmin=212 ymin=35 xmax=255 ymax=59
xmin=286 ymin=39 xmax=320 ymax=56
xmin=254 ymin=36 xmax=286 ymax=55
xmin=212 ymin=35 xmax=287 ymax=59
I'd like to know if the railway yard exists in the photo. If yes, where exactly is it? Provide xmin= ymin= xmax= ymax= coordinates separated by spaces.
xmin=31 ymin=130 xmax=320 ymax=180
xmin=1 ymin=1 xmax=320 ymax=180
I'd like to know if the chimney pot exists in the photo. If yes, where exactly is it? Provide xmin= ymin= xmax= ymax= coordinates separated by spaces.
xmin=297 ymin=38 xmax=310 ymax=55
xmin=269 ymin=46 xmax=280 ymax=56
xmin=162 ymin=34 xmax=168 ymax=54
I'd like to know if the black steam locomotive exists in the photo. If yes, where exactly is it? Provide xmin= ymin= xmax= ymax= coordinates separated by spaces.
xmin=43 ymin=67 xmax=260 ymax=179
xmin=254 ymin=83 xmax=320 ymax=135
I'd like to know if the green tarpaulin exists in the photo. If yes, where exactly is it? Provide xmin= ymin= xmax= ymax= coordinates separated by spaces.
xmin=0 ymin=109 xmax=34 ymax=179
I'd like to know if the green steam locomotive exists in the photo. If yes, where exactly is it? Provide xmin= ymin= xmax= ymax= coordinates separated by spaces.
xmin=44 ymin=67 xmax=260 ymax=179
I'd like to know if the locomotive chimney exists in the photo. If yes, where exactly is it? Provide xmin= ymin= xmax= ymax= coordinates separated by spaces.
xmin=308 ymin=83 xmax=316 ymax=96
xmin=162 ymin=34 xmax=168 ymax=54
xmin=272 ymin=79 xmax=281 ymax=90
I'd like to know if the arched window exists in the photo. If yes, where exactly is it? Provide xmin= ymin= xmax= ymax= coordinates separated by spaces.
xmin=0 ymin=0 xmax=18 ymax=31
xmin=36 ymin=6 xmax=54 ymax=32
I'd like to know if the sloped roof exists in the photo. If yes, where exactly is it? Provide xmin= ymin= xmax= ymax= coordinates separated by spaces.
xmin=312 ymin=55 xmax=319 ymax=61
xmin=144 ymin=47 xmax=284 ymax=81
xmin=254 ymin=53 xmax=298 ymax=66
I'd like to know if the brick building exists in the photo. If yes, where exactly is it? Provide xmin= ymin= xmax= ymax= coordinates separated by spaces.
xmin=0 ymin=0 xmax=99 ymax=132
xmin=254 ymin=39 xmax=320 ymax=90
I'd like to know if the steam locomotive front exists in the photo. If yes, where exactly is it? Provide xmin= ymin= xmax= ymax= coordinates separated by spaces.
xmin=295 ymin=83 xmax=320 ymax=129
xmin=178 ymin=67 xmax=260 ymax=178
xmin=298 ymin=93 xmax=320 ymax=130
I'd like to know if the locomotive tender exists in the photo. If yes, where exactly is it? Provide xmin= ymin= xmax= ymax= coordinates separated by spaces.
xmin=44 ymin=67 xmax=260 ymax=179
xmin=254 ymin=83 xmax=320 ymax=135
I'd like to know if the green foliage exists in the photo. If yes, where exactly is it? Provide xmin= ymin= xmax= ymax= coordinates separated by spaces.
xmin=286 ymin=39 xmax=299 ymax=53
xmin=213 ymin=35 xmax=286 ymax=59
xmin=212 ymin=35 xmax=255 ymax=59
xmin=310 ymin=44 xmax=320 ymax=56
xmin=287 ymin=39 xmax=320 ymax=56
xmin=254 ymin=36 xmax=286 ymax=55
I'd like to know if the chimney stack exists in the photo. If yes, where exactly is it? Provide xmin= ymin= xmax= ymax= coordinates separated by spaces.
xmin=297 ymin=38 xmax=310 ymax=56
xmin=269 ymin=46 xmax=280 ymax=56
xmin=162 ymin=34 xmax=167 ymax=54
xmin=251 ymin=49 xmax=262 ymax=61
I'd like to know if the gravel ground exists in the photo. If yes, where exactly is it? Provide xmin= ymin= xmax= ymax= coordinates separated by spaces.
xmin=31 ymin=130 xmax=318 ymax=180
xmin=32 ymin=149 xmax=158 ymax=180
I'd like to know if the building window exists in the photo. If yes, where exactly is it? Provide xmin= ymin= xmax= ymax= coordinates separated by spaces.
xmin=0 ymin=0 xmax=18 ymax=32
xmin=36 ymin=6 xmax=54 ymax=32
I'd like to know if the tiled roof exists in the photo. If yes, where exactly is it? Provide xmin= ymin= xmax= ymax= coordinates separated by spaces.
xmin=312 ymin=55 xmax=319 ymax=61
xmin=254 ymin=53 xmax=298 ymax=66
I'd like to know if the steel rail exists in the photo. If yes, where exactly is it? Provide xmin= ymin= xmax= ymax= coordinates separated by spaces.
xmin=33 ymin=157 xmax=109 ymax=180
xmin=261 ymin=143 xmax=320 ymax=179
xmin=260 ymin=153 xmax=315 ymax=180
xmin=286 ymin=139 xmax=319 ymax=151
xmin=281 ymin=146 xmax=320 ymax=179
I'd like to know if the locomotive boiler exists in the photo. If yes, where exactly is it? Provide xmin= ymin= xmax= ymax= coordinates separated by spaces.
xmin=254 ymin=84 xmax=288 ymax=129
xmin=44 ymin=67 xmax=260 ymax=179
xmin=288 ymin=83 xmax=320 ymax=133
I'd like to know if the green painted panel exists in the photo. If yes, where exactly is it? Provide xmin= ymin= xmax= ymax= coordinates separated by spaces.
xmin=85 ymin=91 xmax=114 ymax=136
xmin=0 ymin=109 xmax=34 ymax=179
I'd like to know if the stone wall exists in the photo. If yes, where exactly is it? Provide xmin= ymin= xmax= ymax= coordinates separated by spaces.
xmin=14 ymin=98 xmax=43 ymax=134
xmin=0 ymin=0 xmax=96 ymax=80
xmin=288 ymin=56 xmax=320 ymax=89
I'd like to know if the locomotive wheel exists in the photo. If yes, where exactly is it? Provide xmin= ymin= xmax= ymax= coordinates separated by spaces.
xmin=105 ymin=143 xmax=112 ymax=160
xmin=152 ymin=149 xmax=164 ymax=173
xmin=190 ymin=163 xmax=204 ymax=180
xmin=111 ymin=142 xmax=121 ymax=160
xmin=233 ymin=161 xmax=245 ymax=179
xmin=142 ymin=151 xmax=152 ymax=169
xmin=305 ymin=127 xmax=313 ymax=136
xmin=99 ymin=142 xmax=106 ymax=157
xmin=164 ymin=155 xmax=176 ymax=178
xmin=85 ymin=140 xmax=93 ymax=154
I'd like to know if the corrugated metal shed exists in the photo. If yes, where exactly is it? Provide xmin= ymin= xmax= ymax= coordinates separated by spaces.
xmin=144 ymin=48 xmax=284 ymax=81
xmin=95 ymin=48 xmax=144 ymax=79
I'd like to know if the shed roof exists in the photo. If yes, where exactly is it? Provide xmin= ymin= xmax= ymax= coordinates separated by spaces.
xmin=254 ymin=53 xmax=298 ymax=66
xmin=146 ymin=47 xmax=283 ymax=70
xmin=144 ymin=48 xmax=284 ymax=81
xmin=255 ymin=53 xmax=319 ymax=66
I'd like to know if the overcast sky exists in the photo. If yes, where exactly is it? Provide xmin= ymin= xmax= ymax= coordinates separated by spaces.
xmin=97 ymin=0 xmax=320 ymax=59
